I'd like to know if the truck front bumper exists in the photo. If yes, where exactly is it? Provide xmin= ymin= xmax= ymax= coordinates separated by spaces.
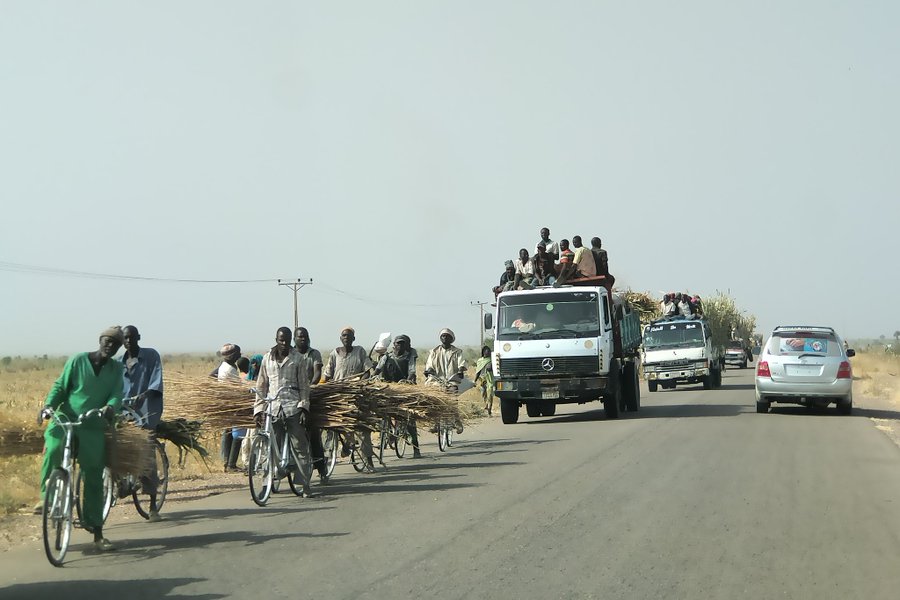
xmin=645 ymin=367 xmax=709 ymax=382
xmin=495 ymin=377 xmax=607 ymax=404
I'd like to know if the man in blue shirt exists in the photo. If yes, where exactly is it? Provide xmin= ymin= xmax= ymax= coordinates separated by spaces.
xmin=121 ymin=325 xmax=164 ymax=521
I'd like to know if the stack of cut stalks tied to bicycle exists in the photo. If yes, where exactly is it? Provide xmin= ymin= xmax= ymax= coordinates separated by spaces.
xmin=164 ymin=374 xmax=476 ymax=506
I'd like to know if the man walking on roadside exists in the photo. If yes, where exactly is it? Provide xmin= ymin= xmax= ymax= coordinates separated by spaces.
xmin=121 ymin=325 xmax=164 ymax=522
xmin=36 ymin=326 xmax=125 ymax=552
xmin=254 ymin=326 xmax=314 ymax=497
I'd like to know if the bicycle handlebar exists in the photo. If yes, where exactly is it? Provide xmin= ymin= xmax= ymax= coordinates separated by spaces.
xmin=48 ymin=407 xmax=108 ymax=427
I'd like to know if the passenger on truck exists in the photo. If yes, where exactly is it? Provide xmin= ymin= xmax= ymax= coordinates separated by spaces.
xmin=514 ymin=248 xmax=535 ymax=290
xmin=590 ymin=237 xmax=615 ymax=286
xmin=535 ymin=227 xmax=560 ymax=261
xmin=492 ymin=260 xmax=517 ymax=296
xmin=678 ymin=293 xmax=693 ymax=318
xmin=554 ymin=239 xmax=576 ymax=285
xmin=531 ymin=243 xmax=557 ymax=286
xmin=571 ymin=236 xmax=597 ymax=278
xmin=663 ymin=294 xmax=679 ymax=317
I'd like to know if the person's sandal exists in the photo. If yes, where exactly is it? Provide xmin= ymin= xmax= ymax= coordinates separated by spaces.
xmin=148 ymin=510 xmax=162 ymax=523
xmin=94 ymin=538 xmax=116 ymax=552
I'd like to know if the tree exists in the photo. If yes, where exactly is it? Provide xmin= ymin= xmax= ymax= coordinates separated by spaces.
xmin=894 ymin=331 xmax=900 ymax=342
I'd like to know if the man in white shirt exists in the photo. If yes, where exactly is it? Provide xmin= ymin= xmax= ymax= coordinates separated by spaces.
xmin=535 ymin=227 xmax=560 ymax=261
xmin=514 ymin=248 xmax=535 ymax=290
xmin=572 ymin=236 xmax=597 ymax=278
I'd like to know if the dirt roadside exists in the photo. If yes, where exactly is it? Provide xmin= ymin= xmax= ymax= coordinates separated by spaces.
xmin=0 ymin=471 xmax=246 ymax=554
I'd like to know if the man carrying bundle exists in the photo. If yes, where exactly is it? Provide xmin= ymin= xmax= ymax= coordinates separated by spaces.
xmin=254 ymin=326 xmax=314 ymax=497
xmin=121 ymin=325 xmax=163 ymax=522
xmin=374 ymin=334 xmax=422 ymax=458
xmin=324 ymin=327 xmax=376 ymax=471
xmin=424 ymin=328 xmax=467 ymax=434
xmin=36 ymin=326 xmax=125 ymax=552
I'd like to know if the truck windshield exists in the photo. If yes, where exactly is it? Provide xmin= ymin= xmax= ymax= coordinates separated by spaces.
xmin=643 ymin=322 xmax=706 ymax=349
xmin=497 ymin=292 xmax=599 ymax=340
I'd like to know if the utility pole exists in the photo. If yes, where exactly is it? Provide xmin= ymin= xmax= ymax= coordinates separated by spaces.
xmin=470 ymin=300 xmax=489 ymax=348
xmin=278 ymin=278 xmax=313 ymax=331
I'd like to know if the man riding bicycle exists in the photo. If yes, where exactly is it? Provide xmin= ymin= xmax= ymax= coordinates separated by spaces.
xmin=253 ymin=326 xmax=314 ymax=497
xmin=37 ymin=326 xmax=125 ymax=552
xmin=424 ymin=328 xmax=467 ymax=434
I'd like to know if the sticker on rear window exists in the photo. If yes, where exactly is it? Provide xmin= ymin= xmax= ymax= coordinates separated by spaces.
xmin=780 ymin=338 xmax=827 ymax=353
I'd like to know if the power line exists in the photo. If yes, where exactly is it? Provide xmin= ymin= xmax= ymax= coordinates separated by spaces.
xmin=0 ymin=261 xmax=274 ymax=284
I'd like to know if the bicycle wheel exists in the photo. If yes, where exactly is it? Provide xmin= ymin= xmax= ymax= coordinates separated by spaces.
xmin=351 ymin=448 xmax=368 ymax=472
xmin=248 ymin=435 xmax=273 ymax=506
xmin=76 ymin=466 xmax=114 ymax=526
xmin=42 ymin=469 xmax=72 ymax=567
xmin=134 ymin=441 xmax=169 ymax=519
xmin=286 ymin=442 xmax=311 ymax=496
xmin=437 ymin=423 xmax=447 ymax=452
xmin=394 ymin=418 xmax=408 ymax=459
xmin=322 ymin=430 xmax=338 ymax=479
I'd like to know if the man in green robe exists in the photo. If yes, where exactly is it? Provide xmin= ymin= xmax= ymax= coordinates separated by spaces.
xmin=37 ymin=326 xmax=125 ymax=552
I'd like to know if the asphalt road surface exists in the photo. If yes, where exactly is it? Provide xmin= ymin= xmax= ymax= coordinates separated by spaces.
xmin=3 ymin=368 xmax=900 ymax=600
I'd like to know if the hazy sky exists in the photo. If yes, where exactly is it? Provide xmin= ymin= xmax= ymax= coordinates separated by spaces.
xmin=1 ymin=1 xmax=898 ymax=356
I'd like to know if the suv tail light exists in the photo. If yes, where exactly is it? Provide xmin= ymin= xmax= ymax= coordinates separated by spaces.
xmin=756 ymin=361 xmax=771 ymax=377
xmin=836 ymin=361 xmax=852 ymax=379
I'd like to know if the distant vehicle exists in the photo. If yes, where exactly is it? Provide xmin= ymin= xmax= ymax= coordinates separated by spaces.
xmin=642 ymin=317 xmax=724 ymax=392
xmin=755 ymin=326 xmax=855 ymax=414
xmin=724 ymin=341 xmax=750 ymax=369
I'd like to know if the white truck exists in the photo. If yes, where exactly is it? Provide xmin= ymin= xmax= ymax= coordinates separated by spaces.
xmin=485 ymin=281 xmax=643 ymax=424
xmin=641 ymin=317 xmax=724 ymax=392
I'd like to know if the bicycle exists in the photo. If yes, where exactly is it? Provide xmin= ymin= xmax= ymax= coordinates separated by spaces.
xmin=248 ymin=389 xmax=313 ymax=506
xmin=426 ymin=377 xmax=463 ymax=453
xmin=75 ymin=398 xmax=169 ymax=522
xmin=41 ymin=407 xmax=107 ymax=567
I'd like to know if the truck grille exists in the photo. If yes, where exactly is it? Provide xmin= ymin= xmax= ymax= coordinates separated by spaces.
xmin=499 ymin=356 xmax=599 ymax=377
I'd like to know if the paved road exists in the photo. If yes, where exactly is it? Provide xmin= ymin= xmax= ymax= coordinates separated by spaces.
xmin=4 ymin=368 xmax=900 ymax=599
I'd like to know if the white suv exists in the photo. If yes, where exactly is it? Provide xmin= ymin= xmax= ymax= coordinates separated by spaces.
xmin=755 ymin=326 xmax=855 ymax=414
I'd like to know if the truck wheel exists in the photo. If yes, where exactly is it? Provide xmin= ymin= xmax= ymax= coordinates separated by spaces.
xmin=713 ymin=367 xmax=723 ymax=388
xmin=603 ymin=363 xmax=621 ymax=419
xmin=623 ymin=362 xmax=639 ymax=412
xmin=756 ymin=400 xmax=770 ymax=413
xmin=541 ymin=400 xmax=556 ymax=416
xmin=740 ymin=360 xmax=747 ymax=369
xmin=500 ymin=399 xmax=519 ymax=424
xmin=702 ymin=375 xmax=713 ymax=390
xmin=648 ymin=380 xmax=658 ymax=393
xmin=525 ymin=400 xmax=542 ymax=418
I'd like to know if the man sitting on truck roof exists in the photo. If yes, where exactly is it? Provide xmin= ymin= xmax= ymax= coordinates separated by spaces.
xmin=678 ymin=292 xmax=693 ymax=318
xmin=590 ymin=237 xmax=615 ymax=287
xmin=514 ymin=248 xmax=535 ymax=290
xmin=535 ymin=227 xmax=560 ymax=261
xmin=492 ymin=260 xmax=517 ymax=296
xmin=571 ymin=236 xmax=597 ymax=278
xmin=531 ymin=242 xmax=556 ymax=286
xmin=554 ymin=239 xmax=576 ymax=285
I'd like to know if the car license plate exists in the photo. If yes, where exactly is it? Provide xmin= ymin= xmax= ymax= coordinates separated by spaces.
xmin=541 ymin=390 xmax=556 ymax=400
xmin=786 ymin=364 xmax=822 ymax=376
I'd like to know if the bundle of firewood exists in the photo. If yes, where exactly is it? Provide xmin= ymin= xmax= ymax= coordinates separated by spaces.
xmin=164 ymin=374 xmax=472 ymax=434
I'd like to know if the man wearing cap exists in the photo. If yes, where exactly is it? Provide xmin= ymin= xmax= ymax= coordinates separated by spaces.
xmin=324 ymin=327 xmax=376 ymax=470
xmin=215 ymin=343 xmax=242 ymax=471
xmin=121 ymin=325 xmax=164 ymax=522
xmin=36 ymin=327 xmax=125 ymax=552
xmin=374 ymin=335 xmax=422 ymax=458
xmin=425 ymin=328 xmax=467 ymax=433
xmin=493 ymin=260 xmax=517 ymax=296
xmin=253 ymin=326 xmax=314 ymax=496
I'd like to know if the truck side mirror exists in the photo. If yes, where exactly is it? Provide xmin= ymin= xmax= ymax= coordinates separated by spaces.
xmin=846 ymin=349 xmax=856 ymax=358
xmin=484 ymin=314 xmax=493 ymax=330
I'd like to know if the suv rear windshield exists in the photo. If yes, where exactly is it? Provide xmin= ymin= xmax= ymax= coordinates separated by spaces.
xmin=765 ymin=331 xmax=841 ymax=357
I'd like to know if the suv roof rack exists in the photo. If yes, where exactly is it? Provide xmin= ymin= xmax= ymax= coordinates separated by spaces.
xmin=773 ymin=325 xmax=836 ymax=333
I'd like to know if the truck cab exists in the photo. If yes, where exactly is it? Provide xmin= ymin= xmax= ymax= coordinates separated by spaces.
xmin=642 ymin=317 xmax=723 ymax=392
xmin=487 ymin=283 xmax=642 ymax=424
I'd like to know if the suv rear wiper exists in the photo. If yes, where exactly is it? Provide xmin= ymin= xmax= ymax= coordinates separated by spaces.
xmin=797 ymin=353 xmax=824 ymax=359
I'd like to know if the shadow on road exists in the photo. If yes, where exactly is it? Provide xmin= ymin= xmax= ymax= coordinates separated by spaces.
xmin=152 ymin=503 xmax=337 ymax=524
xmin=766 ymin=405 xmax=900 ymax=420
xmin=0 ymin=577 xmax=222 ymax=600
xmin=718 ymin=383 xmax=755 ymax=391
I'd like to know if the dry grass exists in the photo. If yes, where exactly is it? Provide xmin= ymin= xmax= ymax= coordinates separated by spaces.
xmin=851 ymin=352 xmax=900 ymax=406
